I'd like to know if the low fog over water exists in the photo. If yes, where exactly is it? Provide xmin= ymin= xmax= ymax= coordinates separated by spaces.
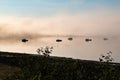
xmin=0 ymin=0 xmax=120 ymax=62
xmin=0 ymin=34 xmax=120 ymax=62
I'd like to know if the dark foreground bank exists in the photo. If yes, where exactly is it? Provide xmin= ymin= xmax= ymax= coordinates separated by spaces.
xmin=0 ymin=51 xmax=120 ymax=80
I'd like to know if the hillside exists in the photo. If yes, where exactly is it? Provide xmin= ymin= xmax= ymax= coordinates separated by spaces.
xmin=0 ymin=51 xmax=120 ymax=80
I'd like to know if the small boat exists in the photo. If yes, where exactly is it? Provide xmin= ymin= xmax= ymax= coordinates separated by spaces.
xmin=22 ymin=38 xmax=28 ymax=43
xmin=68 ymin=37 xmax=73 ymax=41
xmin=56 ymin=39 xmax=62 ymax=42
xmin=85 ymin=38 xmax=92 ymax=42
xmin=103 ymin=38 xmax=108 ymax=40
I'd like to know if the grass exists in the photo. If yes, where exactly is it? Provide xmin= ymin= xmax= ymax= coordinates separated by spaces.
xmin=0 ymin=63 xmax=21 ymax=80
xmin=0 ymin=51 xmax=120 ymax=80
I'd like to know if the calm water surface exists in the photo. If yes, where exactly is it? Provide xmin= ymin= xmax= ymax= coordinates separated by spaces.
xmin=0 ymin=36 xmax=120 ymax=62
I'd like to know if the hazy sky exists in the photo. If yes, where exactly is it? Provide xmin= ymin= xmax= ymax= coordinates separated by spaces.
xmin=0 ymin=0 xmax=120 ymax=39
xmin=0 ymin=0 xmax=120 ymax=62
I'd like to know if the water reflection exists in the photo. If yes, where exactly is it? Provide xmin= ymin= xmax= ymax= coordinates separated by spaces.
xmin=0 ymin=36 xmax=120 ymax=62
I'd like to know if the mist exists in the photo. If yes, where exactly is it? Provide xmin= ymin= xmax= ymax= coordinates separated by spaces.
xmin=0 ymin=10 xmax=120 ymax=62
xmin=0 ymin=8 xmax=120 ymax=44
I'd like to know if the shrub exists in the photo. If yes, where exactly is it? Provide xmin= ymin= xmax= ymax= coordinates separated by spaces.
xmin=36 ymin=46 xmax=53 ymax=57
